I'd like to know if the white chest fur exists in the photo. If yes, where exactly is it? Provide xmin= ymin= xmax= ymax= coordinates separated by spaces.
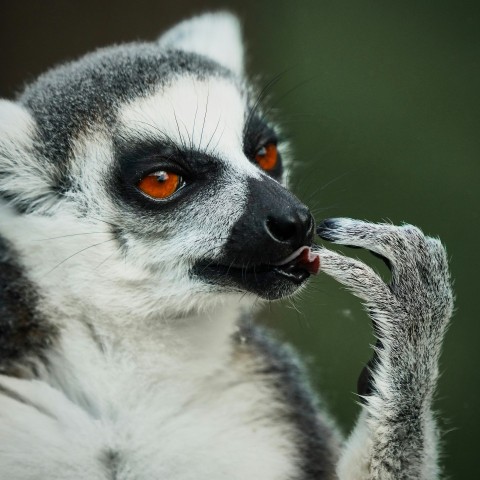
xmin=0 ymin=314 xmax=300 ymax=480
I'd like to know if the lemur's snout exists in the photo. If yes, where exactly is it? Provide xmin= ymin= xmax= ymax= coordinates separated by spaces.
xmin=227 ymin=177 xmax=315 ymax=265
xmin=193 ymin=176 xmax=317 ymax=299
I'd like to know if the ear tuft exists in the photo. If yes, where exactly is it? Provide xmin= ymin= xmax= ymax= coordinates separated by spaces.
xmin=0 ymin=100 xmax=58 ymax=213
xmin=0 ymin=100 xmax=35 ymax=140
xmin=158 ymin=12 xmax=244 ymax=76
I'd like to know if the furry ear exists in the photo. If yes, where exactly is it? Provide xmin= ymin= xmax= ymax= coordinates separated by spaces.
xmin=0 ymin=100 xmax=35 ymax=145
xmin=158 ymin=12 xmax=244 ymax=76
xmin=0 ymin=100 xmax=57 ymax=213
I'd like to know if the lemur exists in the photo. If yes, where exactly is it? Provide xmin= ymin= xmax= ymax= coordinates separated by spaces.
xmin=0 ymin=12 xmax=454 ymax=480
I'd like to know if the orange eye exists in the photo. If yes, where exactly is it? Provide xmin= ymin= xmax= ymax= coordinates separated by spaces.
xmin=255 ymin=143 xmax=278 ymax=171
xmin=137 ymin=171 xmax=182 ymax=199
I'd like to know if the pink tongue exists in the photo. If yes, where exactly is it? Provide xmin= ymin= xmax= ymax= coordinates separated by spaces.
xmin=297 ymin=248 xmax=321 ymax=275
xmin=274 ymin=246 xmax=321 ymax=275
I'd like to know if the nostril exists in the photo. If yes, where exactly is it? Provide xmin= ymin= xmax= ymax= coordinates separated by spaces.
xmin=265 ymin=216 xmax=298 ymax=244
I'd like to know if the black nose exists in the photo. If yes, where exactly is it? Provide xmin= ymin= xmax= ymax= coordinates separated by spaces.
xmin=226 ymin=177 xmax=315 ymax=265
xmin=265 ymin=207 xmax=313 ymax=247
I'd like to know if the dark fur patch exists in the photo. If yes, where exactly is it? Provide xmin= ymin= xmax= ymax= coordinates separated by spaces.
xmin=9 ymin=44 xmax=236 ymax=212
xmin=100 ymin=449 xmax=121 ymax=480
xmin=234 ymin=316 xmax=339 ymax=480
xmin=19 ymin=44 xmax=233 ymax=171
xmin=0 ymin=234 xmax=58 ymax=376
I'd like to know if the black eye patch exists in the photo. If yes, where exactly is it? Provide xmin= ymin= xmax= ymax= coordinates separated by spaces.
xmin=243 ymin=114 xmax=283 ymax=180
xmin=111 ymin=136 xmax=225 ymax=212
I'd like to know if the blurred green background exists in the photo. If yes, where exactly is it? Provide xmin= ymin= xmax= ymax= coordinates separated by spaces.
xmin=1 ymin=0 xmax=478 ymax=477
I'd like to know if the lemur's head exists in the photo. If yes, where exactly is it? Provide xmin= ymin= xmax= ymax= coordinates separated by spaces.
xmin=0 ymin=13 xmax=318 ymax=318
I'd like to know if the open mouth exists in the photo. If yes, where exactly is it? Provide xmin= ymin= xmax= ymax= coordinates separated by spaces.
xmin=271 ymin=246 xmax=321 ymax=282
xmin=195 ymin=246 xmax=321 ymax=292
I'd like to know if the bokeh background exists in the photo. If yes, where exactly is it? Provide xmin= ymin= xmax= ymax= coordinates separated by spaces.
xmin=1 ymin=0 xmax=478 ymax=477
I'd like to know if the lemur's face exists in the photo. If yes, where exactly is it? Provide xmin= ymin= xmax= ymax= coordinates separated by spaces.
xmin=114 ymin=76 xmax=317 ymax=301
xmin=0 ymin=14 xmax=317 ymax=314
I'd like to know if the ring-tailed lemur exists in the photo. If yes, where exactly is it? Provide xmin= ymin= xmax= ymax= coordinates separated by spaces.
xmin=0 ymin=12 xmax=453 ymax=480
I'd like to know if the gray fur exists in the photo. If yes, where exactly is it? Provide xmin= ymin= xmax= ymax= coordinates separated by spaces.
xmin=235 ymin=316 xmax=341 ymax=479
xmin=19 ymin=45 xmax=233 ymax=192
xmin=317 ymin=218 xmax=454 ymax=479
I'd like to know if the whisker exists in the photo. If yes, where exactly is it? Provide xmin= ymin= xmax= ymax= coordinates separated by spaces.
xmin=302 ymin=170 xmax=356 ymax=203
xmin=173 ymin=109 xmax=187 ymax=151
xmin=191 ymin=88 xmax=199 ymax=151
xmin=245 ymin=68 xmax=292 ymax=137
xmin=199 ymin=88 xmax=210 ymax=150
xmin=45 ymin=239 xmax=116 ymax=276
xmin=89 ymin=217 xmax=118 ymax=229
xmin=204 ymin=115 xmax=222 ymax=153
xmin=37 ymin=232 xmax=111 ymax=241
xmin=211 ymin=123 xmax=227 ymax=155
xmin=130 ymin=119 xmax=180 ymax=150
xmin=95 ymin=250 xmax=118 ymax=271
xmin=263 ymin=76 xmax=317 ymax=120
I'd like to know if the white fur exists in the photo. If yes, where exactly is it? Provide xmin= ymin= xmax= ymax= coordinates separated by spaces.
xmin=0 ymin=201 xmax=300 ymax=479
xmin=158 ymin=12 xmax=244 ymax=76
xmin=0 ymin=100 xmax=34 ymax=140
xmin=0 ymin=101 xmax=59 ymax=213
xmin=336 ymin=410 xmax=371 ymax=479
xmin=118 ymin=77 xmax=261 ymax=179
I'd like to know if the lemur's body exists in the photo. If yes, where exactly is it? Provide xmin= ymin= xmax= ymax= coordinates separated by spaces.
xmin=0 ymin=13 xmax=453 ymax=480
